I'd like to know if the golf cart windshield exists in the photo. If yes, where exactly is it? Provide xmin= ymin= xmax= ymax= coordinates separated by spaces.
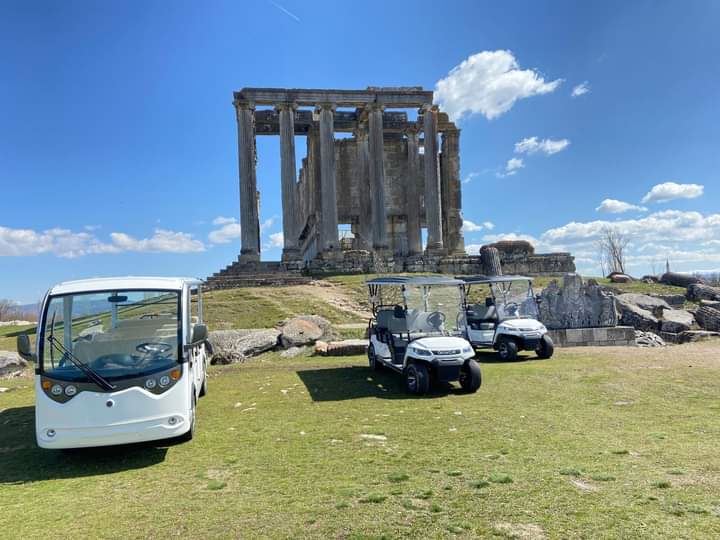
xmin=403 ymin=284 xmax=465 ymax=335
xmin=490 ymin=280 xmax=538 ymax=320
xmin=40 ymin=290 xmax=181 ymax=382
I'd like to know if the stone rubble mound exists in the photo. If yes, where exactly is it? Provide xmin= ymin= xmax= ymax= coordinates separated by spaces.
xmin=538 ymin=274 xmax=618 ymax=330
xmin=686 ymin=283 xmax=720 ymax=302
xmin=0 ymin=351 xmax=28 ymax=378
xmin=278 ymin=315 xmax=336 ymax=348
xmin=635 ymin=331 xmax=666 ymax=347
xmin=208 ymin=329 xmax=281 ymax=365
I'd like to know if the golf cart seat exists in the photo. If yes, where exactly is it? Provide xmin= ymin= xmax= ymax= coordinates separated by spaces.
xmin=376 ymin=307 xmax=409 ymax=334
xmin=466 ymin=301 xmax=497 ymax=331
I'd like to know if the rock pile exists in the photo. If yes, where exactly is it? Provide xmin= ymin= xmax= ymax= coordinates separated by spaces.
xmin=538 ymin=274 xmax=618 ymax=329
xmin=687 ymin=283 xmax=720 ymax=302
xmin=0 ymin=352 xmax=28 ymax=378
xmin=635 ymin=331 xmax=666 ymax=347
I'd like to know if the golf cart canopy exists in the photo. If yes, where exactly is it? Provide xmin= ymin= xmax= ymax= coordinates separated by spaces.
xmin=455 ymin=275 xmax=533 ymax=284
xmin=367 ymin=276 xmax=465 ymax=287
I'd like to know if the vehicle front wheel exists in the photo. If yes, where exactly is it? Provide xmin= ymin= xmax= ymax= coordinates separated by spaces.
xmin=368 ymin=344 xmax=382 ymax=371
xmin=497 ymin=338 xmax=518 ymax=361
xmin=536 ymin=334 xmax=554 ymax=359
xmin=405 ymin=362 xmax=430 ymax=395
xmin=199 ymin=374 xmax=208 ymax=397
xmin=459 ymin=359 xmax=482 ymax=393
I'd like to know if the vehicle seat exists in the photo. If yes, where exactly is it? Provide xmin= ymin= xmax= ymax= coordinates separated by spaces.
xmin=376 ymin=308 xmax=408 ymax=334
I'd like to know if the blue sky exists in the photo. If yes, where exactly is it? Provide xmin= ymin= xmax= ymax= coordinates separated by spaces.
xmin=1 ymin=0 xmax=719 ymax=303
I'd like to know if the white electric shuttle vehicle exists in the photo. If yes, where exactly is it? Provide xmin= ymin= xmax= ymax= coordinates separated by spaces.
xmin=458 ymin=275 xmax=554 ymax=361
xmin=16 ymin=277 xmax=209 ymax=449
xmin=367 ymin=276 xmax=481 ymax=395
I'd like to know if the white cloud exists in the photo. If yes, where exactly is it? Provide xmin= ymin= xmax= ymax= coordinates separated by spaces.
xmin=212 ymin=216 xmax=236 ymax=226
xmin=498 ymin=157 xmax=524 ymax=177
xmin=641 ymin=182 xmax=704 ymax=204
xmin=595 ymin=199 xmax=648 ymax=214
xmin=0 ymin=225 xmax=204 ymax=257
xmin=435 ymin=50 xmax=562 ymax=121
xmin=462 ymin=220 xmax=483 ymax=232
xmin=208 ymin=219 xmax=242 ymax=244
xmin=514 ymin=136 xmax=570 ymax=156
xmin=465 ymin=244 xmax=483 ymax=255
xmin=462 ymin=172 xmax=480 ymax=184
xmin=260 ymin=218 xmax=276 ymax=231
xmin=109 ymin=229 xmax=205 ymax=253
xmin=483 ymin=221 xmax=495 ymax=230
xmin=268 ymin=232 xmax=284 ymax=249
xmin=571 ymin=81 xmax=590 ymax=97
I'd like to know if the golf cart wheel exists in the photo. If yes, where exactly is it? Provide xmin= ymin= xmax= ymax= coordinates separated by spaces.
xmin=536 ymin=335 xmax=554 ymax=359
xmin=199 ymin=374 xmax=208 ymax=397
xmin=368 ymin=344 xmax=381 ymax=371
xmin=405 ymin=363 xmax=430 ymax=395
xmin=459 ymin=359 xmax=482 ymax=393
xmin=497 ymin=338 xmax=518 ymax=361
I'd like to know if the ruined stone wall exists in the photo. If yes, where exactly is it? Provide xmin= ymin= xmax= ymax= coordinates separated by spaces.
xmin=489 ymin=240 xmax=575 ymax=275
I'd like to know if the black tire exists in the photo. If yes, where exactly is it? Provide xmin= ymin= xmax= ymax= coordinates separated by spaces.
xmin=368 ymin=344 xmax=382 ymax=371
xmin=405 ymin=362 xmax=430 ymax=395
xmin=198 ymin=374 xmax=208 ymax=397
xmin=536 ymin=334 xmax=554 ymax=359
xmin=497 ymin=338 xmax=518 ymax=361
xmin=459 ymin=359 xmax=482 ymax=393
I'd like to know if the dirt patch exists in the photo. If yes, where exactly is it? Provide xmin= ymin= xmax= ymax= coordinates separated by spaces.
xmin=494 ymin=522 xmax=546 ymax=539
xmin=297 ymin=282 xmax=372 ymax=319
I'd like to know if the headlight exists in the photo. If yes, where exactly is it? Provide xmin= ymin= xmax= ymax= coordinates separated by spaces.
xmin=462 ymin=346 xmax=472 ymax=354
xmin=64 ymin=385 xmax=78 ymax=397
xmin=412 ymin=347 xmax=432 ymax=356
xmin=51 ymin=384 xmax=63 ymax=396
xmin=145 ymin=378 xmax=157 ymax=390
xmin=159 ymin=375 xmax=171 ymax=387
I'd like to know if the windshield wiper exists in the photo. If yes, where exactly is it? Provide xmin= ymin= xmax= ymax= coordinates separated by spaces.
xmin=47 ymin=334 xmax=116 ymax=391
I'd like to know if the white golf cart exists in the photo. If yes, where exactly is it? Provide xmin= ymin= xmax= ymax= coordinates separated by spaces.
xmin=458 ymin=275 xmax=554 ymax=361
xmin=367 ymin=276 xmax=481 ymax=395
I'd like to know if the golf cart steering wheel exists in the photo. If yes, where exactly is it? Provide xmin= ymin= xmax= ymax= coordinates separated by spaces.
xmin=427 ymin=311 xmax=446 ymax=330
xmin=504 ymin=302 xmax=519 ymax=315
xmin=136 ymin=342 xmax=172 ymax=355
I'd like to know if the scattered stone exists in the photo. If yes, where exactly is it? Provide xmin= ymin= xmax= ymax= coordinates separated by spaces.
xmin=538 ymin=274 xmax=618 ymax=329
xmin=493 ymin=522 xmax=547 ymax=540
xmin=0 ymin=320 xmax=33 ymax=327
xmin=635 ymin=331 xmax=666 ymax=347
xmin=316 ymin=339 xmax=368 ymax=356
xmin=569 ymin=478 xmax=598 ymax=492
xmin=279 ymin=317 xmax=324 ymax=348
xmin=691 ymin=306 xmax=720 ymax=331
xmin=608 ymin=272 xmax=633 ymax=283
xmin=616 ymin=293 xmax=671 ymax=314
xmin=641 ymin=275 xmax=659 ymax=283
xmin=0 ymin=387 xmax=11 ymax=393
xmin=677 ymin=330 xmax=720 ymax=343
xmin=616 ymin=300 xmax=659 ymax=332
xmin=660 ymin=309 xmax=695 ymax=333
xmin=660 ymin=272 xmax=703 ymax=288
xmin=651 ymin=294 xmax=686 ymax=308
xmin=0 ymin=352 xmax=28 ymax=378
xmin=207 ymin=329 xmax=280 ymax=364
xmin=360 ymin=433 xmax=387 ymax=441
xmin=279 ymin=346 xmax=310 ymax=358
xmin=687 ymin=283 xmax=720 ymax=302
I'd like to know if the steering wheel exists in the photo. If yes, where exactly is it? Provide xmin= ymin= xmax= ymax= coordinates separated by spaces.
xmin=136 ymin=342 xmax=172 ymax=355
xmin=427 ymin=311 xmax=446 ymax=330
xmin=504 ymin=302 xmax=519 ymax=315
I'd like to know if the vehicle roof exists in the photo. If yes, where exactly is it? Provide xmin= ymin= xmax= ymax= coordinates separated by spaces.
xmin=48 ymin=276 xmax=203 ymax=295
xmin=366 ymin=275 xmax=465 ymax=286
xmin=456 ymin=275 xmax=534 ymax=284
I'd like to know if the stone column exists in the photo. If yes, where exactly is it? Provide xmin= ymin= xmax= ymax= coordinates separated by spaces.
xmin=235 ymin=100 xmax=260 ymax=262
xmin=441 ymin=128 xmax=465 ymax=254
xmin=277 ymin=102 xmax=299 ymax=260
xmin=423 ymin=104 xmax=444 ymax=252
xmin=317 ymin=103 xmax=339 ymax=252
xmin=355 ymin=122 xmax=372 ymax=249
xmin=405 ymin=125 xmax=422 ymax=255
xmin=367 ymin=103 xmax=388 ymax=250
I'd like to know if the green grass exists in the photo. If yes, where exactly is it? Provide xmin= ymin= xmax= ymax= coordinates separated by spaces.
xmin=2 ymin=343 xmax=720 ymax=537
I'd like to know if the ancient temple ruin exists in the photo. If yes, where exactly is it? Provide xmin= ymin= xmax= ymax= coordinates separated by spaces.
xmin=208 ymin=86 xmax=574 ymax=286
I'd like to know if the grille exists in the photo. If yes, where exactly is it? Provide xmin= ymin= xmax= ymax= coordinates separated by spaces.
xmin=432 ymin=349 xmax=461 ymax=356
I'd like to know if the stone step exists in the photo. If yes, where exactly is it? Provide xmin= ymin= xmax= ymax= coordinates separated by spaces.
xmin=205 ymin=274 xmax=312 ymax=290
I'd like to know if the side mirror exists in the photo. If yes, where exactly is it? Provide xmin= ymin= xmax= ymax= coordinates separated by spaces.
xmin=17 ymin=334 xmax=37 ymax=363
xmin=191 ymin=324 xmax=208 ymax=344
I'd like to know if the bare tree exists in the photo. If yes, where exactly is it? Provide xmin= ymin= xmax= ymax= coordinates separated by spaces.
xmin=0 ymin=299 xmax=18 ymax=322
xmin=597 ymin=226 xmax=629 ymax=275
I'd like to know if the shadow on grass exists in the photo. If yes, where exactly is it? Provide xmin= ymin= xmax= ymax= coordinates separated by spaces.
xmin=297 ymin=365 xmax=466 ymax=402
xmin=0 ymin=406 xmax=168 ymax=484
xmin=473 ymin=350 xmax=540 ymax=364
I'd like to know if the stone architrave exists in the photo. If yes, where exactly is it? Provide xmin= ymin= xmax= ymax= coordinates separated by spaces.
xmin=538 ymin=273 xmax=618 ymax=330
xmin=404 ymin=125 xmax=422 ymax=255
xmin=422 ymin=104 xmax=444 ymax=252
xmin=277 ymin=102 xmax=299 ymax=259
xmin=317 ymin=103 xmax=339 ymax=252
xmin=367 ymin=103 xmax=388 ymax=250
xmin=235 ymin=100 xmax=260 ymax=262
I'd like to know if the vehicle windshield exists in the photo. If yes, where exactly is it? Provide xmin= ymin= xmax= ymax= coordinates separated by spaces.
xmin=403 ymin=284 xmax=465 ymax=335
xmin=40 ymin=289 xmax=181 ymax=381
xmin=489 ymin=280 xmax=538 ymax=320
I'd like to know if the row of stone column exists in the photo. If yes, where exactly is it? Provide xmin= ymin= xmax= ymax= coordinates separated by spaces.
xmin=235 ymin=100 xmax=459 ymax=262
